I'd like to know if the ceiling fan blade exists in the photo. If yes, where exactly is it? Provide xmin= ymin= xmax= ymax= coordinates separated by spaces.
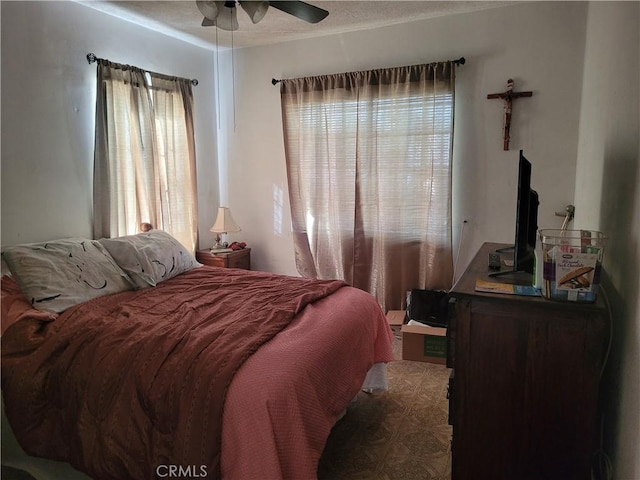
xmin=268 ymin=1 xmax=329 ymax=24
xmin=201 ymin=17 xmax=216 ymax=26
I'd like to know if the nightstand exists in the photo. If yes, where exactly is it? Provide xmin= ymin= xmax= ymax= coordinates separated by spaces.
xmin=197 ymin=248 xmax=251 ymax=270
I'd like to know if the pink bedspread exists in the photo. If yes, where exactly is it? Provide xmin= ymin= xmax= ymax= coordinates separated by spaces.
xmin=222 ymin=285 xmax=393 ymax=479
xmin=1 ymin=267 xmax=393 ymax=479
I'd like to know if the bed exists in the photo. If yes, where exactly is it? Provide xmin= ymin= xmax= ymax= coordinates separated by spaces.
xmin=1 ymin=232 xmax=394 ymax=480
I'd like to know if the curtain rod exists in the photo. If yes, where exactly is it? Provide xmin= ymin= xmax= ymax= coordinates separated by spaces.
xmin=271 ymin=56 xmax=466 ymax=85
xmin=86 ymin=53 xmax=199 ymax=86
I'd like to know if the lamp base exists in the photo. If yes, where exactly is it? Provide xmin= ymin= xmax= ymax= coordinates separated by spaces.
xmin=210 ymin=235 xmax=232 ymax=254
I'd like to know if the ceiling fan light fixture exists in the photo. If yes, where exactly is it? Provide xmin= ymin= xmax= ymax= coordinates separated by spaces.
xmin=240 ymin=1 xmax=269 ymax=24
xmin=196 ymin=0 xmax=218 ymax=21
xmin=215 ymin=1 xmax=239 ymax=31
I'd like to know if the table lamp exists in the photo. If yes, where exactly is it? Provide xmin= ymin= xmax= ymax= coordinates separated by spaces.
xmin=210 ymin=207 xmax=241 ymax=252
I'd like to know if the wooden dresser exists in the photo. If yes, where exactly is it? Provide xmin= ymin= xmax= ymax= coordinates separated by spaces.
xmin=448 ymin=242 xmax=609 ymax=480
xmin=196 ymin=248 xmax=251 ymax=270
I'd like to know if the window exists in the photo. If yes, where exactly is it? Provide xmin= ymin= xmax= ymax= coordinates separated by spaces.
xmin=93 ymin=61 xmax=198 ymax=251
xmin=281 ymin=63 xmax=456 ymax=311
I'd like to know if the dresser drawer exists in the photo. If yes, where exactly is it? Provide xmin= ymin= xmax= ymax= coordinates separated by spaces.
xmin=197 ymin=248 xmax=251 ymax=270
xmin=227 ymin=251 xmax=250 ymax=270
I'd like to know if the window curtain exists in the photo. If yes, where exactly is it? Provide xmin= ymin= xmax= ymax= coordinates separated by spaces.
xmin=93 ymin=60 xmax=198 ymax=252
xmin=280 ymin=62 xmax=455 ymax=311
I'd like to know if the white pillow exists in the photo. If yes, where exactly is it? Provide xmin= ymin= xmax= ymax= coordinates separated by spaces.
xmin=1 ymin=238 xmax=134 ymax=313
xmin=98 ymin=230 xmax=201 ymax=288
xmin=1 ymin=257 xmax=11 ymax=277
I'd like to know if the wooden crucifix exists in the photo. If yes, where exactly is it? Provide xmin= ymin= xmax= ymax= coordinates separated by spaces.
xmin=487 ymin=79 xmax=533 ymax=150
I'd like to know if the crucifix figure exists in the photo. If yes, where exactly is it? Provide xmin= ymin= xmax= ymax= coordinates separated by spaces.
xmin=487 ymin=79 xmax=533 ymax=150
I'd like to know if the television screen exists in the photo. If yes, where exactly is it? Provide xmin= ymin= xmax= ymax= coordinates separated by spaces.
xmin=491 ymin=150 xmax=538 ymax=276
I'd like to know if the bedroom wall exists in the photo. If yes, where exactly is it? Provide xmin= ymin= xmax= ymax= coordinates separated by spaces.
xmin=0 ymin=1 xmax=218 ymax=249
xmin=574 ymin=2 xmax=640 ymax=477
xmin=219 ymin=1 xmax=589 ymax=277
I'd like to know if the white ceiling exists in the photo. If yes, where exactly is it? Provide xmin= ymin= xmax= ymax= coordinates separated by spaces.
xmin=80 ymin=1 xmax=518 ymax=50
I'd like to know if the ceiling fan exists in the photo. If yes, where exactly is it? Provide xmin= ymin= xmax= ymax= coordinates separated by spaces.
xmin=196 ymin=1 xmax=329 ymax=31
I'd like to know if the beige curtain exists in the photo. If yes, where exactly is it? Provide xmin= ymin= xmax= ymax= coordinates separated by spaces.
xmin=280 ymin=62 xmax=455 ymax=311
xmin=93 ymin=60 xmax=198 ymax=252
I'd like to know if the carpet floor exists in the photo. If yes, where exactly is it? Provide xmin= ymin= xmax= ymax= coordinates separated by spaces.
xmin=317 ymin=326 xmax=452 ymax=480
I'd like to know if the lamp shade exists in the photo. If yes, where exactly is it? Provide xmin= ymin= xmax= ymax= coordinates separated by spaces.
xmin=215 ymin=2 xmax=239 ymax=31
xmin=196 ymin=0 xmax=218 ymax=20
xmin=210 ymin=207 xmax=241 ymax=234
xmin=240 ymin=1 xmax=269 ymax=24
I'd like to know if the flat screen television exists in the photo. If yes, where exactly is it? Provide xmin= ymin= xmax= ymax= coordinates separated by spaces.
xmin=490 ymin=150 xmax=539 ymax=276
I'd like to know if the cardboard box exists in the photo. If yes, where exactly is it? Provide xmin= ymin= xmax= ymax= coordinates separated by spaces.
xmin=401 ymin=323 xmax=447 ymax=364
xmin=385 ymin=309 xmax=406 ymax=326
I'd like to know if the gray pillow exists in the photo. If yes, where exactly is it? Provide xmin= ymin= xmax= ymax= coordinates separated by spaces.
xmin=98 ymin=230 xmax=201 ymax=288
xmin=1 ymin=238 xmax=134 ymax=313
